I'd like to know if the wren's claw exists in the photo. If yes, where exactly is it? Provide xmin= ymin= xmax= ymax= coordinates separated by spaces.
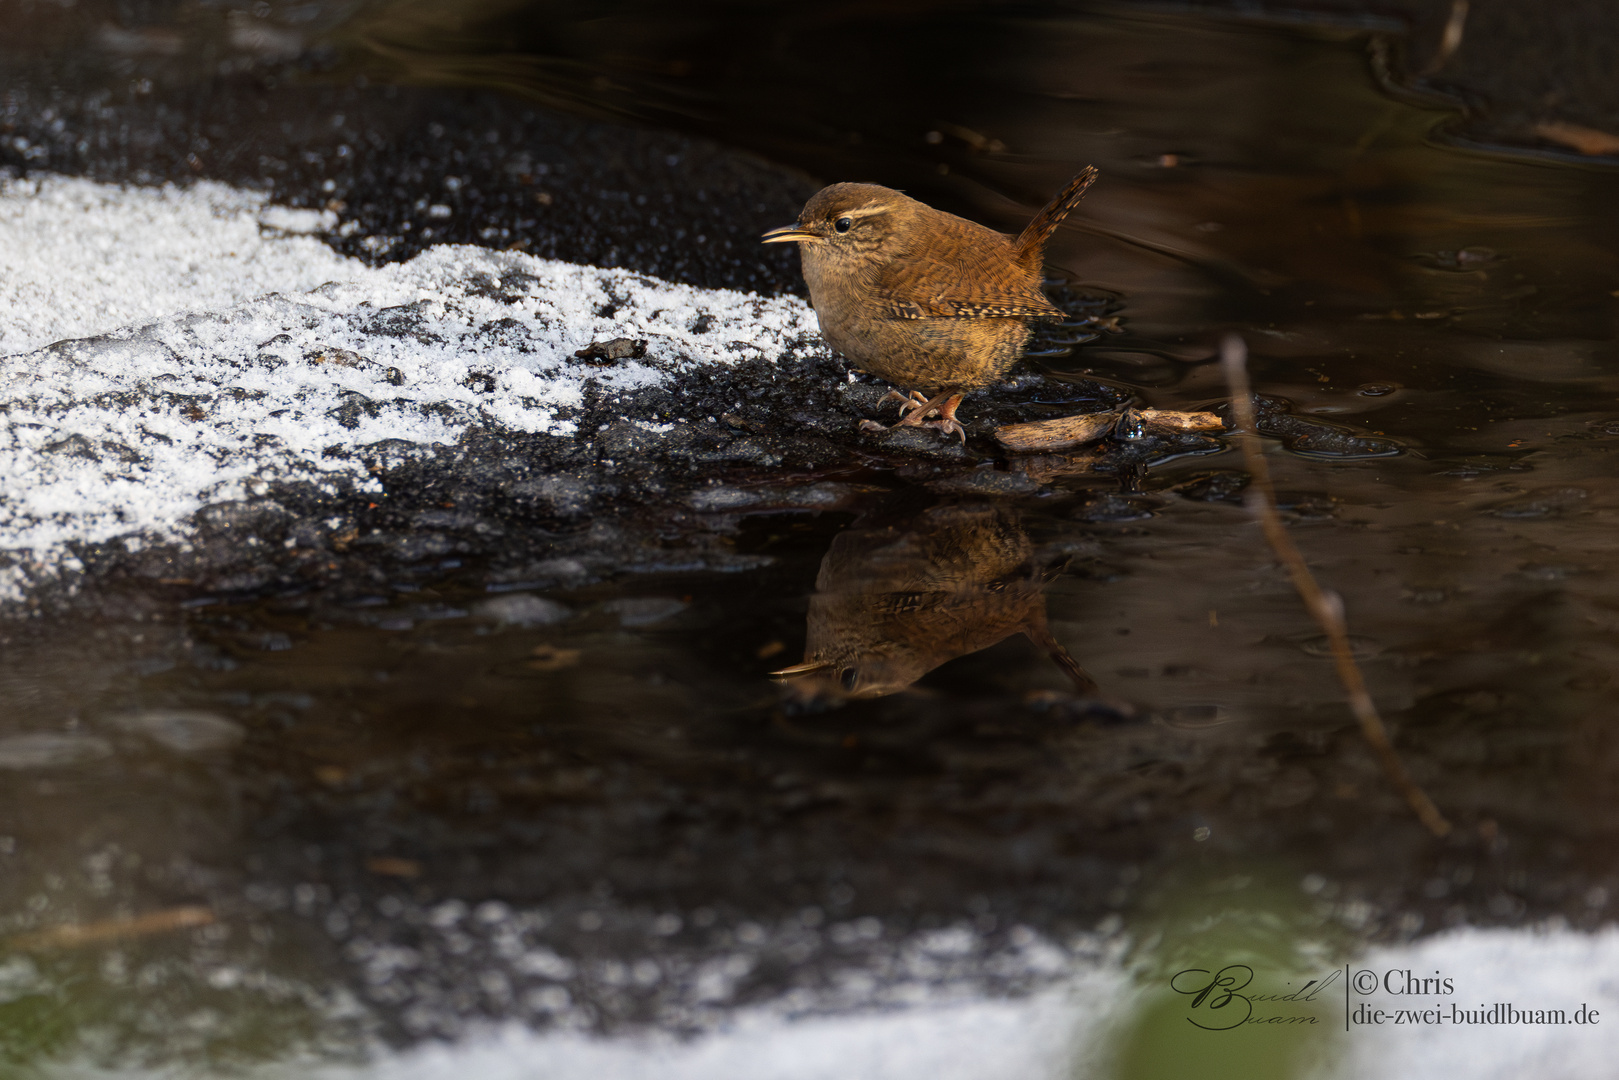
xmin=888 ymin=391 xmax=967 ymax=443
xmin=877 ymin=389 xmax=932 ymax=418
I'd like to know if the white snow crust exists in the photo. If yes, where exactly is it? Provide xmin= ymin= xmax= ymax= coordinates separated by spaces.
xmin=298 ymin=925 xmax=1619 ymax=1080
xmin=18 ymin=923 xmax=1586 ymax=1080
xmin=0 ymin=175 xmax=820 ymax=593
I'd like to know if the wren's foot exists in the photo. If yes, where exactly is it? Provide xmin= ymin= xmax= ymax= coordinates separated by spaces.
xmin=877 ymin=389 xmax=932 ymax=418
xmin=920 ymin=415 xmax=966 ymax=443
xmin=892 ymin=392 xmax=966 ymax=444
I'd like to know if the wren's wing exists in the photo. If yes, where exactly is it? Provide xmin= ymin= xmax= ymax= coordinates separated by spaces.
xmin=871 ymin=217 xmax=1062 ymax=321
xmin=883 ymin=294 xmax=1064 ymax=319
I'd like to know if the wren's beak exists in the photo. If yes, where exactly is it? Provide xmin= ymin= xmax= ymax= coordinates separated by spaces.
xmin=761 ymin=224 xmax=821 ymax=244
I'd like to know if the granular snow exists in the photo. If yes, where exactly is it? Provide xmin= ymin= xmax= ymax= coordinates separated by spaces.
xmin=0 ymin=176 xmax=822 ymax=594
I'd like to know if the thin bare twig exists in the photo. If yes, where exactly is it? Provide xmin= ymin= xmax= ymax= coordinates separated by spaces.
xmin=9 ymin=906 xmax=215 ymax=951
xmin=1423 ymin=0 xmax=1469 ymax=76
xmin=1221 ymin=335 xmax=1451 ymax=838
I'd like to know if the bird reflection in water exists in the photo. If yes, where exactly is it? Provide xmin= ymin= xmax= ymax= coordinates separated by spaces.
xmin=773 ymin=499 xmax=1096 ymax=700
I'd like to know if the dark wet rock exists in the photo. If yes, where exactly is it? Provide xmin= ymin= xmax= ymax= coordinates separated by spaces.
xmin=927 ymin=466 xmax=1047 ymax=497
xmin=1161 ymin=470 xmax=1251 ymax=503
xmin=365 ymin=304 xmax=441 ymax=343
xmin=864 ymin=425 xmax=971 ymax=460
xmin=509 ymin=475 xmax=604 ymax=519
xmin=194 ymin=499 xmax=292 ymax=535
xmin=594 ymin=420 xmax=689 ymax=462
xmin=42 ymin=433 xmax=100 ymax=460
xmin=412 ymin=508 xmax=481 ymax=530
xmin=462 ymin=371 xmax=498 ymax=394
xmin=686 ymin=485 xmax=766 ymax=511
xmin=380 ymin=532 xmax=456 ymax=562
xmin=1239 ymin=396 xmax=1404 ymax=459
xmin=1070 ymin=494 xmax=1158 ymax=523
xmin=689 ymin=435 xmax=786 ymax=467
xmin=327 ymin=391 xmax=382 ymax=429
xmin=99 ymin=440 xmax=146 ymax=464
xmin=687 ymin=481 xmax=872 ymax=513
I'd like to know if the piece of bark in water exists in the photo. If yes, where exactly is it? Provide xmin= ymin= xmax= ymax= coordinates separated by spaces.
xmin=995 ymin=412 xmax=1117 ymax=452
xmin=1134 ymin=408 xmax=1226 ymax=435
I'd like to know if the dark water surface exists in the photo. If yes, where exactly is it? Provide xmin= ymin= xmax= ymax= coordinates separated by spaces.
xmin=2 ymin=2 xmax=1618 ymax=1074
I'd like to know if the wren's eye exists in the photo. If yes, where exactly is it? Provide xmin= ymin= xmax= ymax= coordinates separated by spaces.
xmin=834 ymin=217 xmax=853 ymax=234
xmin=840 ymin=668 xmax=859 ymax=691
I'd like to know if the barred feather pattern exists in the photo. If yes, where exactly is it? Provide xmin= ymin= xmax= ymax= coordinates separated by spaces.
xmin=1014 ymin=165 xmax=1098 ymax=259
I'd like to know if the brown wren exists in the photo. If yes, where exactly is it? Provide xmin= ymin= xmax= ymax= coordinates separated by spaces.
xmin=762 ymin=166 xmax=1098 ymax=441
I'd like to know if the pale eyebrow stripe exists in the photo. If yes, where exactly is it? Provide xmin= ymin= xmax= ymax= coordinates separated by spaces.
xmin=842 ymin=204 xmax=891 ymax=218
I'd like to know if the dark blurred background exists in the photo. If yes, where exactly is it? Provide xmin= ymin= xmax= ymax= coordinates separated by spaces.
xmin=5 ymin=0 xmax=1619 ymax=296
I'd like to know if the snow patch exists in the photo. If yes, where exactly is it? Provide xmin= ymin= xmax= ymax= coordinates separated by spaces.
xmin=0 ymin=176 xmax=822 ymax=594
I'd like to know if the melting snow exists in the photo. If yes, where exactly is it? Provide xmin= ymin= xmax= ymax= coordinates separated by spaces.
xmin=0 ymin=175 xmax=820 ymax=593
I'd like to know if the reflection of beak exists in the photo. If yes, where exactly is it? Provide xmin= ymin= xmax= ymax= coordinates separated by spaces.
xmin=770 ymin=660 xmax=830 ymax=677
xmin=761 ymin=224 xmax=821 ymax=244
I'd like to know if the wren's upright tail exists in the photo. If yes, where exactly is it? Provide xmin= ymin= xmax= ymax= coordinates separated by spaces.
xmin=1013 ymin=165 xmax=1098 ymax=261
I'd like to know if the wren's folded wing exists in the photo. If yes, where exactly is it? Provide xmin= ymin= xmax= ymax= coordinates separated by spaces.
xmin=871 ymin=237 xmax=1063 ymax=321
xmin=883 ymin=295 xmax=1065 ymax=319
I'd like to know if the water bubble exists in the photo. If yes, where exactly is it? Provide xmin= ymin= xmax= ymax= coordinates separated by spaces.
xmin=1296 ymin=634 xmax=1381 ymax=659
xmin=1160 ymin=704 xmax=1232 ymax=729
